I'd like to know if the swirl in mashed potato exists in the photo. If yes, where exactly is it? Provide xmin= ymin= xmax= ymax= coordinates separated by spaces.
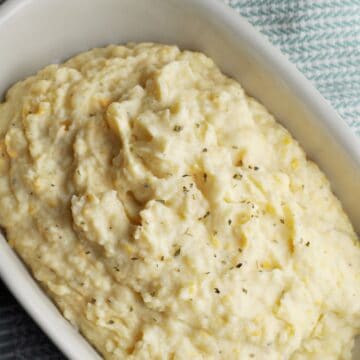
xmin=0 ymin=43 xmax=359 ymax=359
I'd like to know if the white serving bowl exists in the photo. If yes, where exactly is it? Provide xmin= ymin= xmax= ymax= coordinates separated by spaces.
xmin=0 ymin=0 xmax=359 ymax=359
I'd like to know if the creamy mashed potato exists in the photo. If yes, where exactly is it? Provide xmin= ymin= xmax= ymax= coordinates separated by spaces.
xmin=0 ymin=43 xmax=359 ymax=359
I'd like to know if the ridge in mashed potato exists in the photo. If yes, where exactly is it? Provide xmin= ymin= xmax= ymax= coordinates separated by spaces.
xmin=0 ymin=43 xmax=359 ymax=359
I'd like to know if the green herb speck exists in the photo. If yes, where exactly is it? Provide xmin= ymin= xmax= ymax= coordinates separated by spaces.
xmin=173 ymin=125 xmax=183 ymax=132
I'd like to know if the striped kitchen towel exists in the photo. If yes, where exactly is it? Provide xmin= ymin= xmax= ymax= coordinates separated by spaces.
xmin=223 ymin=0 xmax=360 ymax=136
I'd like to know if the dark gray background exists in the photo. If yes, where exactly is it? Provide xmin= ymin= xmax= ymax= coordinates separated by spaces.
xmin=0 ymin=282 xmax=64 ymax=359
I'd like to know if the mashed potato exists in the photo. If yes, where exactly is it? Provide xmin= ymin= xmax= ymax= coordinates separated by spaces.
xmin=0 ymin=43 xmax=359 ymax=359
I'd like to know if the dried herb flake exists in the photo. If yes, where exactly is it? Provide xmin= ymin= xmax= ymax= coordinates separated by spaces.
xmin=173 ymin=125 xmax=183 ymax=132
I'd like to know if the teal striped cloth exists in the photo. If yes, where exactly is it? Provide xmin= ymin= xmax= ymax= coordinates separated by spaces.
xmin=0 ymin=1 xmax=359 ymax=359
xmin=223 ymin=0 xmax=360 ymax=137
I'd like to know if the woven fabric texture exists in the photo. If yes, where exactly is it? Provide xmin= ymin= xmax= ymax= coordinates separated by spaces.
xmin=0 ymin=0 xmax=359 ymax=358
xmin=224 ymin=0 xmax=360 ymax=136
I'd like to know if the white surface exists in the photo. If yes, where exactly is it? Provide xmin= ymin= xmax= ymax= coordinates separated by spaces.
xmin=0 ymin=0 xmax=358 ymax=359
